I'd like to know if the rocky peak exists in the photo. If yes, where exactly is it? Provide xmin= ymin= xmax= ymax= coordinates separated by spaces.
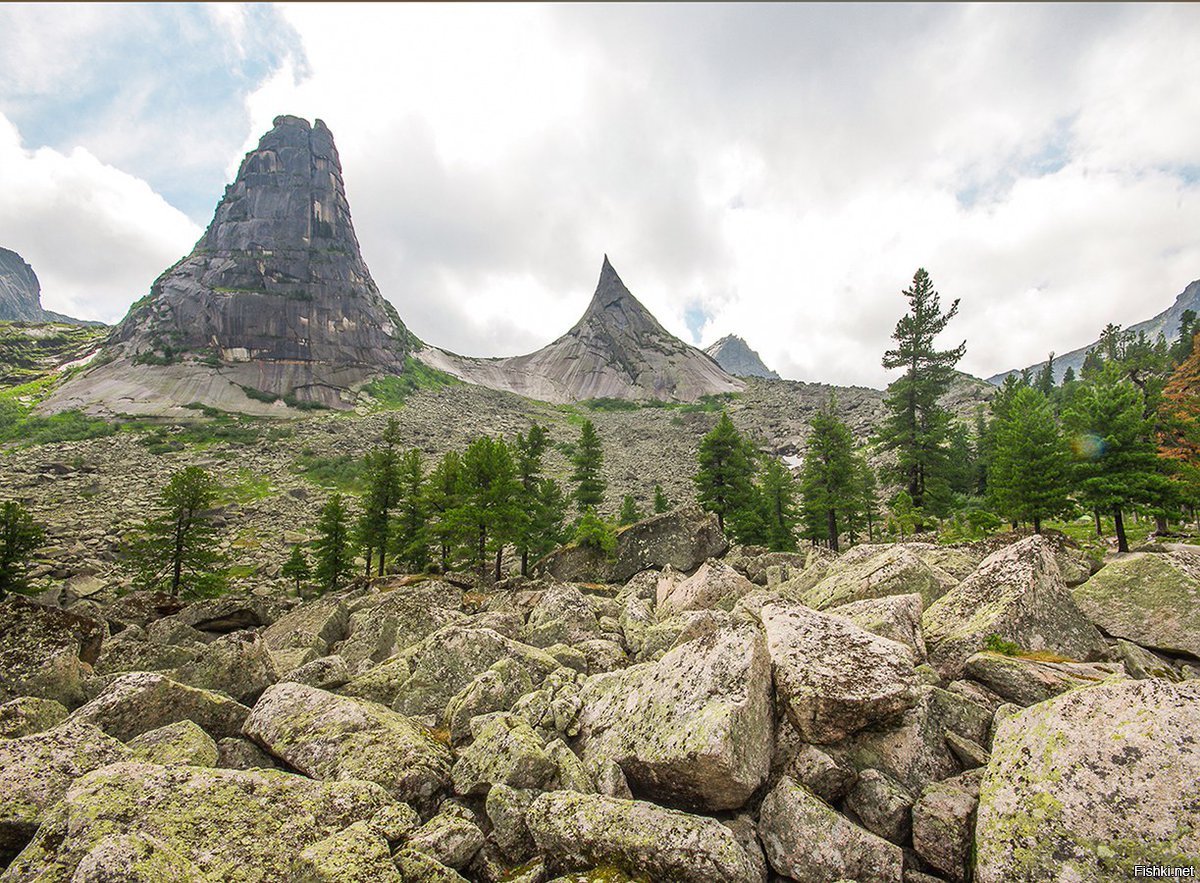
xmin=0 ymin=247 xmax=92 ymax=325
xmin=566 ymin=256 xmax=691 ymax=362
xmin=705 ymin=334 xmax=780 ymax=379
xmin=56 ymin=115 xmax=418 ymax=413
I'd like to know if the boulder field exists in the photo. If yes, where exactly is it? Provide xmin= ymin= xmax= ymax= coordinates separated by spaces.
xmin=1 ymin=517 xmax=1197 ymax=881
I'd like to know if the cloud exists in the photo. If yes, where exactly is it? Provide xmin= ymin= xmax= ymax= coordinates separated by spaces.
xmin=0 ymin=114 xmax=200 ymax=323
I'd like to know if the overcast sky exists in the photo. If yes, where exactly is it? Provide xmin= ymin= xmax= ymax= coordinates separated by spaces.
xmin=1 ymin=3 xmax=1198 ymax=388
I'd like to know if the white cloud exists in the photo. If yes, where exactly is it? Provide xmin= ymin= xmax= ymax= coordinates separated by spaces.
xmin=0 ymin=114 xmax=200 ymax=322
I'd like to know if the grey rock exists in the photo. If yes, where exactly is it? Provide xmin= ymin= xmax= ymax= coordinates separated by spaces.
xmin=705 ymin=334 xmax=780 ymax=379
xmin=0 ymin=246 xmax=90 ymax=323
xmin=215 ymin=736 xmax=278 ymax=770
xmin=963 ymin=651 xmax=1123 ymax=707
xmin=911 ymin=770 xmax=981 ymax=883
xmin=844 ymin=769 xmax=915 ymax=845
xmin=69 ymin=671 xmax=251 ymax=741
xmin=170 ymin=630 xmax=279 ymax=704
xmin=829 ymin=592 xmax=928 ymax=661
xmin=127 ymin=719 xmax=218 ymax=767
xmin=451 ymin=712 xmax=558 ymax=796
xmin=0 ymin=696 xmax=69 ymax=739
xmin=485 ymin=783 xmax=538 ymax=862
xmin=656 ymin=559 xmax=757 ymax=619
xmin=0 ymin=595 xmax=105 ymax=708
xmin=408 ymin=812 xmax=485 ymax=870
xmin=284 ymin=654 xmax=352 ymax=691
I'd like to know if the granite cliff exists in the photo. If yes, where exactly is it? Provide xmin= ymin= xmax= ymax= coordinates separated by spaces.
xmin=705 ymin=334 xmax=779 ymax=379
xmin=0 ymin=248 xmax=93 ymax=325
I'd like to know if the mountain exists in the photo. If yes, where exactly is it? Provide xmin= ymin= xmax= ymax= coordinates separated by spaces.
xmin=988 ymin=278 xmax=1200 ymax=385
xmin=418 ymin=257 xmax=742 ymax=404
xmin=0 ymin=247 xmax=97 ymax=325
xmin=704 ymin=334 xmax=779 ymax=379
xmin=45 ymin=115 xmax=417 ymax=416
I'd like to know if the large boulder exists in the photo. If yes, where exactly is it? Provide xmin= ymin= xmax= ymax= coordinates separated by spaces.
xmin=575 ymin=623 xmax=773 ymax=811
xmin=127 ymin=719 xmax=219 ymax=767
xmin=170 ymin=631 xmax=279 ymax=704
xmin=975 ymin=679 xmax=1200 ymax=881
xmin=0 ymin=762 xmax=393 ymax=882
xmin=525 ymin=790 xmax=759 ymax=883
xmin=963 ymin=651 xmax=1124 ymax=707
xmin=828 ymin=592 xmax=927 ymax=661
xmin=444 ymin=658 xmax=535 ymax=744
xmin=0 ymin=697 xmax=68 ymax=739
xmin=338 ymin=581 xmax=466 ymax=666
xmin=797 ymin=544 xmax=959 ymax=610
xmin=521 ymin=583 xmax=602 ymax=648
xmin=536 ymin=505 xmax=728 ymax=583
xmin=922 ymin=536 xmax=1106 ymax=680
xmin=262 ymin=598 xmax=349 ymax=666
xmin=243 ymin=682 xmax=451 ymax=806
xmin=296 ymin=821 xmax=402 ymax=883
xmin=761 ymin=603 xmax=917 ymax=744
xmin=69 ymin=671 xmax=251 ymax=741
xmin=656 ymin=560 xmax=757 ymax=619
xmin=175 ymin=596 xmax=276 ymax=633
xmin=0 ymin=721 xmax=130 ymax=860
xmin=450 ymin=713 xmax=559 ymax=796
xmin=0 ymin=595 xmax=106 ymax=708
xmin=757 ymin=776 xmax=904 ymax=883
xmin=1071 ymin=549 xmax=1200 ymax=658
xmin=912 ymin=770 xmax=982 ymax=883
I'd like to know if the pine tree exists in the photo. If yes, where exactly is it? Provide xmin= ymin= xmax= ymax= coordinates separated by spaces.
xmin=514 ymin=424 xmax=551 ymax=575
xmin=392 ymin=449 xmax=428 ymax=572
xmin=281 ymin=545 xmax=311 ymax=595
xmin=653 ymin=484 xmax=670 ymax=514
xmin=695 ymin=412 xmax=757 ymax=533
xmin=889 ymin=490 xmax=921 ymax=538
xmin=987 ymin=386 xmax=1072 ymax=533
xmin=878 ymin=268 xmax=966 ymax=509
xmin=850 ymin=455 xmax=880 ymax=543
xmin=574 ymin=508 xmax=617 ymax=557
xmin=1036 ymin=352 xmax=1056 ymax=397
xmin=1063 ymin=364 xmax=1163 ymax=552
xmin=0 ymin=500 xmax=44 ymax=598
xmin=799 ymin=402 xmax=857 ymax=552
xmin=758 ymin=458 xmax=799 ymax=551
xmin=570 ymin=420 xmax=606 ymax=512
xmin=314 ymin=494 xmax=354 ymax=592
xmin=618 ymin=494 xmax=641 ymax=526
xmin=424 ymin=451 xmax=463 ymax=572
xmin=525 ymin=478 xmax=568 ymax=565
xmin=451 ymin=436 xmax=522 ymax=581
xmin=129 ymin=466 xmax=225 ymax=598
xmin=358 ymin=418 xmax=402 ymax=576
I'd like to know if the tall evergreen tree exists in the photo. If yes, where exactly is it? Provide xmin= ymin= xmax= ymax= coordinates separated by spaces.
xmin=130 ymin=466 xmax=225 ymax=598
xmin=570 ymin=420 xmax=606 ymax=512
xmin=514 ymin=424 xmax=551 ymax=575
xmin=392 ymin=449 xmax=428 ymax=571
xmin=618 ymin=494 xmax=641 ymax=526
xmin=314 ymin=494 xmax=354 ymax=592
xmin=281 ymin=545 xmax=311 ymax=595
xmin=0 ymin=501 xmax=44 ymax=599
xmin=1036 ymin=353 xmax=1056 ymax=397
xmin=849 ymin=455 xmax=880 ymax=543
xmin=452 ymin=436 xmax=522 ymax=581
xmin=653 ymin=483 xmax=671 ymax=514
xmin=423 ymin=451 xmax=464 ymax=572
xmin=878 ymin=268 xmax=966 ymax=508
xmin=358 ymin=418 xmax=402 ymax=576
xmin=1063 ymin=365 xmax=1163 ymax=552
xmin=988 ymin=386 xmax=1072 ymax=533
xmin=525 ymin=478 xmax=568 ymax=565
xmin=694 ymin=412 xmax=757 ymax=533
xmin=758 ymin=458 xmax=800 ymax=551
xmin=799 ymin=402 xmax=857 ymax=552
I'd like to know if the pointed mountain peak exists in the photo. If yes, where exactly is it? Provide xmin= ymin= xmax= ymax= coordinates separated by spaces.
xmin=705 ymin=334 xmax=779 ymax=379
xmin=580 ymin=255 xmax=662 ymax=332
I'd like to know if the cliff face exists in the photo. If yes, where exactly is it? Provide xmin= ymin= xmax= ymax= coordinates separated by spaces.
xmin=705 ymin=334 xmax=780 ymax=379
xmin=0 ymin=247 xmax=94 ymax=325
xmin=47 ymin=116 xmax=417 ymax=415
xmin=419 ymin=257 xmax=742 ymax=404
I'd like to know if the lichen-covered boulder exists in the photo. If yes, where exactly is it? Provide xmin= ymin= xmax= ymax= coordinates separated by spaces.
xmin=761 ymin=603 xmax=917 ymax=744
xmin=444 ymin=658 xmax=535 ymax=744
xmin=656 ymin=560 xmax=756 ymax=619
xmin=94 ymin=629 xmax=204 ymax=676
xmin=1071 ymin=550 xmax=1200 ymax=657
xmin=0 ymin=721 xmax=130 ymax=860
xmin=912 ymin=769 xmax=982 ymax=883
xmin=339 ymin=655 xmax=411 ymax=706
xmin=0 ymin=595 xmax=106 ymax=708
xmin=243 ymin=682 xmax=451 ymax=806
xmin=922 ymin=536 xmax=1105 ymax=680
xmin=69 ymin=671 xmax=251 ymax=741
xmin=843 ymin=769 xmax=914 ymax=845
xmin=770 ymin=716 xmax=858 ymax=801
xmin=486 ymin=784 xmax=538 ymax=862
xmin=391 ymin=626 xmax=559 ymax=721
xmin=0 ymin=762 xmax=393 ymax=882
xmin=830 ymin=685 xmax=992 ymax=795
xmin=634 ymin=609 xmax=732 ymax=663
xmin=798 ymin=544 xmax=958 ymax=611
xmin=963 ymin=651 xmax=1123 ymax=707
xmin=974 ymin=679 xmax=1200 ymax=881
xmin=757 ymin=776 xmax=904 ymax=883
xmin=284 ymin=654 xmax=351 ymax=691
xmin=525 ymin=790 xmax=759 ymax=883
xmin=295 ymin=821 xmax=402 ymax=883
xmin=407 ymin=811 xmax=485 ymax=870
xmin=575 ymin=623 xmax=772 ymax=811
xmin=67 ymin=832 xmax=205 ymax=882
xmin=0 ymin=696 xmax=68 ymax=739
xmin=216 ymin=736 xmax=279 ymax=771
xmin=391 ymin=846 xmax=470 ymax=882
xmin=175 ymin=596 xmax=277 ymax=633
xmin=262 ymin=598 xmax=349 ymax=670
xmin=171 ymin=631 xmax=279 ymax=704
xmin=537 ymin=505 xmax=728 ymax=584
xmin=522 ymin=583 xmax=603 ymax=648
xmin=128 ymin=719 xmax=218 ymax=767
xmin=451 ymin=712 xmax=558 ymax=796
xmin=338 ymin=583 xmax=465 ymax=666
xmin=828 ymin=593 xmax=927 ymax=661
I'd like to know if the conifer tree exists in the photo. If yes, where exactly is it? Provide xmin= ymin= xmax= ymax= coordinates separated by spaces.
xmin=1036 ymin=353 xmax=1056 ymax=397
xmin=281 ymin=545 xmax=311 ymax=595
xmin=314 ymin=493 xmax=354 ymax=592
xmin=618 ymin=494 xmax=641 ymax=526
xmin=653 ymin=483 xmax=670 ymax=514
xmin=877 ymin=268 xmax=966 ymax=508
xmin=130 ymin=466 xmax=225 ymax=598
xmin=889 ymin=490 xmax=921 ymax=537
xmin=987 ymin=386 xmax=1071 ymax=533
xmin=452 ymin=436 xmax=522 ymax=581
xmin=424 ymin=451 xmax=464 ymax=572
xmin=695 ymin=412 xmax=757 ymax=533
xmin=570 ymin=420 xmax=606 ymax=512
xmin=850 ymin=455 xmax=880 ymax=543
xmin=799 ymin=402 xmax=857 ymax=552
xmin=758 ymin=458 xmax=800 ymax=551
xmin=0 ymin=501 xmax=44 ymax=599
xmin=514 ymin=424 xmax=552 ymax=575
xmin=358 ymin=418 xmax=402 ymax=576
xmin=392 ymin=449 xmax=428 ymax=571
xmin=525 ymin=478 xmax=568 ymax=565
xmin=1063 ymin=364 xmax=1163 ymax=552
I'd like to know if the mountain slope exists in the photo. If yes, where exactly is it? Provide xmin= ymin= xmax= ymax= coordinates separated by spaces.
xmin=0 ymin=247 xmax=96 ymax=325
xmin=989 ymin=278 xmax=1200 ymax=385
xmin=44 ymin=115 xmax=417 ymax=416
xmin=704 ymin=334 xmax=779 ymax=379
xmin=418 ymin=257 xmax=742 ymax=404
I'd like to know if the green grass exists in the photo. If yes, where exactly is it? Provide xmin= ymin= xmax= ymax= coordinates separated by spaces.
xmin=136 ymin=414 xmax=292 ymax=454
xmin=361 ymin=357 xmax=461 ymax=410
xmin=223 ymin=469 xmax=274 ymax=505
xmin=581 ymin=397 xmax=640 ymax=412
xmin=292 ymin=449 xmax=365 ymax=492
xmin=1043 ymin=513 xmax=1156 ymax=552
xmin=0 ymin=375 xmax=116 ymax=446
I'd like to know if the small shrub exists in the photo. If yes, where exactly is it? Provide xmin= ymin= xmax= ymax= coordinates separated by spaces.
xmin=984 ymin=633 xmax=1020 ymax=656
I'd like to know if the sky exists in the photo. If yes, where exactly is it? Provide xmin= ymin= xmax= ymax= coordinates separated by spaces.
xmin=1 ymin=3 xmax=1198 ymax=389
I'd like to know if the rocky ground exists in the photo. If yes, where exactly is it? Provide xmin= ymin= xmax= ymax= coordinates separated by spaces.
xmin=1 ymin=510 xmax=1198 ymax=881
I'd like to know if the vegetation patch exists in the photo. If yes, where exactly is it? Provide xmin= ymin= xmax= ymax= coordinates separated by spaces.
xmin=361 ymin=357 xmax=460 ymax=410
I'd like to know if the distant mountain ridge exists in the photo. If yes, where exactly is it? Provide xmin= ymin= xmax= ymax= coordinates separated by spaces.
xmin=988 ymin=278 xmax=1200 ymax=385
xmin=0 ymin=247 xmax=98 ymax=326
xmin=704 ymin=334 xmax=779 ymax=379
xmin=418 ymin=257 xmax=742 ymax=404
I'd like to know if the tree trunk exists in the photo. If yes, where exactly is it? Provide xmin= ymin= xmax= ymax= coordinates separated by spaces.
xmin=1114 ymin=505 xmax=1129 ymax=553
xmin=495 ymin=548 xmax=503 ymax=583
xmin=827 ymin=508 xmax=839 ymax=553
xmin=716 ymin=510 xmax=725 ymax=532
xmin=1094 ymin=509 xmax=1103 ymax=535
xmin=1033 ymin=516 xmax=1042 ymax=534
xmin=171 ymin=517 xmax=186 ymax=598
xmin=377 ymin=544 xmax=386 ymax=577
xmin=1155 ymin=514 xmax=1168 ymax=535
xmin=521 ymin=550 xmax=529 ymax=577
